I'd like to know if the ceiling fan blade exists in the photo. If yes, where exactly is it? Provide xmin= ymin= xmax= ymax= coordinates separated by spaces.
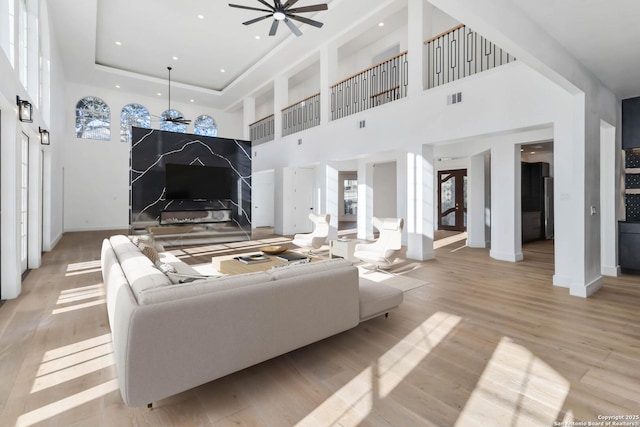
xmin=255 ymin=0 xmax=276 ymax=11
xmin=243 ymin=14 xmax=273 ymax=25
xmin=287 ymin=14 xmax=323 ymax=28
xmin=269 ymin=19 xmax=280 ymax=36
xmin=229 ymin=3 xmax=273 ymax=13
xmin=284 ymin=18 xmax=302 ymax=36
xmin=287 ymin=4 xmax=328 ymax=14
xmin=282 ymin=0 xmax=299 ymax=8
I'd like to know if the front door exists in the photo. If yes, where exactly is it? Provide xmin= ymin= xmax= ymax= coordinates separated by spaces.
xmin=438 ymin=169 xmax=467 ymax=231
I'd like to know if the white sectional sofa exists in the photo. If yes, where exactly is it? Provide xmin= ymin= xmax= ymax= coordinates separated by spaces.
xmin=101 ymin=234 xmax=402 ymax=407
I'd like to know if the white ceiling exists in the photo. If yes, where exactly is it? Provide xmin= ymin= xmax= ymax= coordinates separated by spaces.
xmin=47 ymin=0 xmax=640 ymax=112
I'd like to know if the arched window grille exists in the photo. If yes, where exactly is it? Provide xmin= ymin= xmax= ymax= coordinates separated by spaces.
xmin=75 ymin=96 xmax=111 ymax=140
xmin=194 ymin=114 xmax=218 ymax=137
xmin=160 ymin=109 xmax=187 ymax=133
xmin=120 ymin=103 xmax=151 ymax=142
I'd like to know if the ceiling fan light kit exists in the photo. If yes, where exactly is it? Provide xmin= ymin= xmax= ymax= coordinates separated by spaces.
xmin=229 ymin=0 xmax=328 ymax=37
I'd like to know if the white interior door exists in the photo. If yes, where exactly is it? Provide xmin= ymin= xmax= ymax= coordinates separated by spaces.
xmin=20 ymin=132 xmax=29 ymax=274
xmin=292 ymin=168 xmax=314 ymax=233
xmin=252 ymin=170 xmax=275 ymax=227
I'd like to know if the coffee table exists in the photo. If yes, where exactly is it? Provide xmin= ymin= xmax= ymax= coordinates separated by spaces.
xmin=214 ymin=252 xmax=314 ymax=275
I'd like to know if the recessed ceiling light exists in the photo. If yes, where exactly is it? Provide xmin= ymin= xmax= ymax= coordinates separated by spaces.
xmin=115 ymin=41 xmax=122 ymax=46
xmin=220 ymin=69 xmax=226 ymax=73
xmin=115 ymin=85 xmax=120 ymax=89
xmin=197 ymin=14 xmax=204 ymax=19
xmin=255 ymin=35 xmax=261 ymax=40
xmin=190 ymin=99 xmax=195 ymax=103
xmin=378 ymin=22 xmax=385 ymax=27
xmin=157 ymin=92 xmax=162 ymax=96
xmin=172 ymin=56 xmax=178 ymax=61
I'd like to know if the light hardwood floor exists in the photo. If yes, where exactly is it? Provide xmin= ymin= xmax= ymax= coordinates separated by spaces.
xmin=0 ymin=230 xmax=639 ymax=426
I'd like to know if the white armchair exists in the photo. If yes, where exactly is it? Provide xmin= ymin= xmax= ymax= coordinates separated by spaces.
xmin=354 ymin=217 xmax=404 ymax=269
xmin=292 ymin=213 xmax=330 ymax=253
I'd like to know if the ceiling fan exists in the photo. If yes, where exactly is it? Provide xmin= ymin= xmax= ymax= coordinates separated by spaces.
xmin=229 ymin=0 xmax=328 ymax=37
xmin=159 ymin=66 xmax=191 ymax=125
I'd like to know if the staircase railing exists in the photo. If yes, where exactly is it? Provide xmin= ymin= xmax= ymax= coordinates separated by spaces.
xmin=249 ymin=114 xmax=275 ymax=145
xmin=425 ymin=24 xmax=516 ymax=89
xmin=330 ymin=51 xmax=408 ymax=121
xmin=282 ymin=93 xmax=321 ymax=137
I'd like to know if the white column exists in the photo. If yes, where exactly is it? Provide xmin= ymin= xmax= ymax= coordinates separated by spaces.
xmin=274 ymin=75 xmax=288 ymax=140
xmin=406 ymin=144 xmax=435 ymax=260
xmin=320 ymin=44 xmax=337 ymax=126
xmin=357 ymin=161 xmax=374 ymax=240
xmin=600 ymin=120 xmax=621 ymax=276
xmin=242 ymin=97 xmax=256 ymax=141
xmin=467 ymin=152 xmax=488 ymax=248
xmin=316 ymin=163 xmax=339 ymax=241
xmin=490 ymin=143 xmax=523 ymax=262
xmin=407 ymin=0 xmax=425 ymax=97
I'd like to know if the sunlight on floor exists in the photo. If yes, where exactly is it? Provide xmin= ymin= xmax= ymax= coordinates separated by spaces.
xmin=296 ymin=312 xmax=460 ymax=426
xmin=65 ymin=260 xmax=102 ymax=277
xmin=16 ymin=379 xmax=119 ymax=427
xmin=52 ymin=284 xmax=106 ymax=315
xmin=17 ymin=334 xmax=116 ymax=425
xmin=433 ymin=232 xmax=467 ymax=250
xmin=455 ymin=336 xmax=570 ymax=426
xmin=378 ymin=312 xmax=462 ymax=398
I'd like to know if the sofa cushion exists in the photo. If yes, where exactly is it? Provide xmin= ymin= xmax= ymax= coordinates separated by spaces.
xmin=109 ymin=235 xmax=171 ymax=299
xmin=358 ymin=277 xmax=403 ymax=321
xmin=267 ymin=258 xmax=352 ymax=280
xmin=136 ymin=271 xmax=273 ymax=305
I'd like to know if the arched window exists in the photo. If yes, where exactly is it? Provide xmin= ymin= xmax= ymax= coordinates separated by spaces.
xmin=120 ymin=103 xmax=151 ymax=142
xmin=160 ymin=109 xmax=187 ymax=134
xmin=194 ymin=114 xmax=218 ymax=137
xmin=75 ymin=96 xmax=110 ymax=141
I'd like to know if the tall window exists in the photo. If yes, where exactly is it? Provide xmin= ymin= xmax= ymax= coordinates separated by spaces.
xmin=344 ymin=179 xmax=358 ymax=215
xmin=75 ymin=96 xmax=111 ymax=141
xmin=18 ymin=0 xmax=27 ymax=86
xmin=160 ymin=109 xmax=187 ymax=134
xmin=194 ymin=115 xmax=218 ymax=137
xmin=0 ymin=0 xmax=16 ymax=67
xmin=120 ymin=103 xmax=150 ymax=142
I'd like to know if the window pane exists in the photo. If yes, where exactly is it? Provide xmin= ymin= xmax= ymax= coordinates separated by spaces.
xmin=120 ymin=103 xmax=150 ymax=142
xmin=76 ymin=96 xmax=111 ymax=141
xmin=160 ymin=109 xmax=187 ymax=133
xmin=344 ymin=179 xmax=357 ymax=215
xmin=194 ymin=114 xmax=218 ymax=137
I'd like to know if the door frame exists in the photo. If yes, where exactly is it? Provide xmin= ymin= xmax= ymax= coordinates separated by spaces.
xmin=438 ymin=169 xmax=467 ymax=231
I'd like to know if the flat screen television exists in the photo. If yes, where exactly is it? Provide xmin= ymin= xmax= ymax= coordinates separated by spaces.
xmin=165 ymin=163 xmax=233 ymax=200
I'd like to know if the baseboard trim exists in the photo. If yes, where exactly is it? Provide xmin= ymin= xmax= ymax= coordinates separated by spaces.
xmin=466 ymin=239 xmax=487 ymax=248
xmin=570 ymin=276 xmax=603 ymax=298
xmin=552 ymin=274 xmax=571 ymax=288
xmin=489 ymin=250 xmax=524 ymax=262
xmin=601 ymin=265 xmax=621 ymax=277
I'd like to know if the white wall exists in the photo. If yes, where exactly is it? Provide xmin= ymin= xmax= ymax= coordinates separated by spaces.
xmin=0 ymin=0 xmax=65 ymax=298
xmin=373 ymin=161 xmax=397 ymax=218
xmin=62 ymin=82 xmax=243 ymax=231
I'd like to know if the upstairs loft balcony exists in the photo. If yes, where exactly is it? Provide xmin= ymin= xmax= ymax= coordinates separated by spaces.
xmin=249 ymin=24 xmax=516 ymax=142
xmin=331 ymin=51 xmax=409 ymax=121
xmin=250 ymin=114 xmax=275 ymax=146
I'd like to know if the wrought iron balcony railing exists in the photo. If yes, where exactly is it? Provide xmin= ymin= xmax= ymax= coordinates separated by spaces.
xmin=282 ymin=93 xmax=321 ymax=137
xmin=330 ymin=51 xmax=408 ymax=121
xmin=425 ymin=24 xmax=516 ymax=89
xmin=249 ymin=114 xmax=275 ymax=145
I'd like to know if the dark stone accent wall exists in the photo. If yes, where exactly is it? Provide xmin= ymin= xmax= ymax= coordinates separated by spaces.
xmin=130 ymin=127 xmax=252 ymax=236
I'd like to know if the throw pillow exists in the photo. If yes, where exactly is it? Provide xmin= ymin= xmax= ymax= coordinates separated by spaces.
xmin=139 ymin=243 xmax=160 ymax=264
xmin=155 ymin=261 xmax=177 ymax=274
xmin=166 ymin=272 xmax=215 ymax=285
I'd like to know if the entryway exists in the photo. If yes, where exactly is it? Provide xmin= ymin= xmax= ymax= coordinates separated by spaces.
xmin=438 ymin=169 xmax=467 ymax=232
